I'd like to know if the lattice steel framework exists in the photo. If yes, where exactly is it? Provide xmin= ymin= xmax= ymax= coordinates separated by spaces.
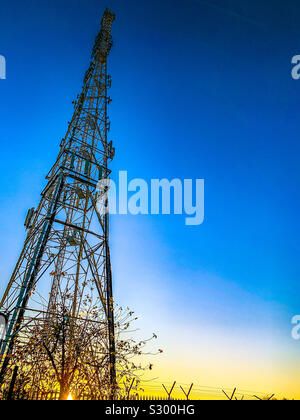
xmin=0 ymin=9 xmax=116 ymax=391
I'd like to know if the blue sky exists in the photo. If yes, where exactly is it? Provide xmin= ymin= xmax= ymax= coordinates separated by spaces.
xmin=0 ymin=0 xmax=300 ymax=397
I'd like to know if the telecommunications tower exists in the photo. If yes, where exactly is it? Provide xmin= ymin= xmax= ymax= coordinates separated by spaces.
xmin=0 ymin=9 xmax=116 ymax=392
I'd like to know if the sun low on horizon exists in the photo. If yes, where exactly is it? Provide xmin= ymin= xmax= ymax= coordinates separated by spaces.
xmin=0 ymin=0 xmax=299 ymax=404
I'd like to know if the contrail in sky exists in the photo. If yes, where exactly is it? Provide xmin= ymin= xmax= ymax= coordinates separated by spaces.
xmin=193 ymin=0 xmax=264 ymax=29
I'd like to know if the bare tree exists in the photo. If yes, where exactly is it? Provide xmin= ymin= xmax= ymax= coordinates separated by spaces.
xmin=0 ymin=279 xmax=160 ymax=400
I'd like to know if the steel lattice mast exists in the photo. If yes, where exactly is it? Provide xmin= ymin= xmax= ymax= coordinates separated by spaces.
xmin=0 ymin=9 xmax=116 ymax=390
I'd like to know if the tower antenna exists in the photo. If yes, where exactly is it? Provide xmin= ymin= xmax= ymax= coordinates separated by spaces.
xmin=0 ymin=8 xmax=116 ymax=395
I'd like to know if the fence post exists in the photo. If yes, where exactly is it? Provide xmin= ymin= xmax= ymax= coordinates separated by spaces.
xmin=123 ymin=378 xmax=135 ymax=400
xmin=162 ymin=381 xmax=176 ymax=400
xmin=180 ymin=383 xmax=194 ymax=400
xmin=222 ymin=388 xmax=236 ymax=400
xmin=254 ymin=394 xmax=275 ymax=401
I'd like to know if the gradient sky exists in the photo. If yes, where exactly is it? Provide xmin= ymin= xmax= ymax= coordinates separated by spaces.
xmin=0 ymin=0 xmax=300 ymax=399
